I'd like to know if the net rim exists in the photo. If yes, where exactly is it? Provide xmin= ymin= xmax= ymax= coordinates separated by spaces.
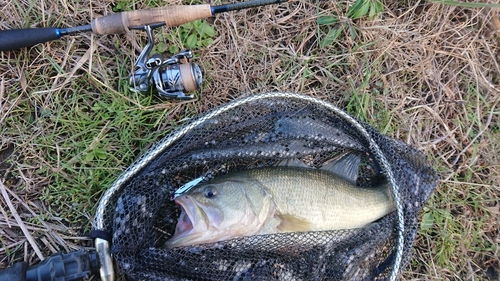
xmin=92 ymin=92 xmax=405 ymax=280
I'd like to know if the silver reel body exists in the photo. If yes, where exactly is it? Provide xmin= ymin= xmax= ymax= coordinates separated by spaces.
xmin=129 ymin=25 xmax=202 ymax=99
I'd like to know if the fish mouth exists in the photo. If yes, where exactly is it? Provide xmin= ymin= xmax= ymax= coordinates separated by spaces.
xmin=174 ymin=201 xmax=193 ymax=236
xmin=167 ymin=196 xmax=203 ymax=247
xmin=166 ymin=196 xmax=215 ymax=247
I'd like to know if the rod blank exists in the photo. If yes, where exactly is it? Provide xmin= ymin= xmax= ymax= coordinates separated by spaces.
xmin=0 ymin=0 xmax=289 ymax=51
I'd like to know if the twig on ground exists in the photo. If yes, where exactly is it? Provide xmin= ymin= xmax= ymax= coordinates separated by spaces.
xmin=0 ymin=180 xmax=44 ymax=260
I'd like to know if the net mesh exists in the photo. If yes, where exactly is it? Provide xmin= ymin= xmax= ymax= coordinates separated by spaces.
xmin=93 ymin=93 xmax=438 ymax=280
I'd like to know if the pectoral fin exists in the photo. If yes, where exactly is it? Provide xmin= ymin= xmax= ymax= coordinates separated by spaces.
xmin=276 ymin=214 xmax=314 ymax=232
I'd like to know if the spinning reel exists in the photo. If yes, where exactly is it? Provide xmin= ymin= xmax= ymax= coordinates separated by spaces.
xmin=129 ymin=24 xmax=202 ymax=99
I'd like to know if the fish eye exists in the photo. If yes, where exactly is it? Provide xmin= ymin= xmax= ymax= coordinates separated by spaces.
xmin=203 ymin=186 xmax=217 ymax=198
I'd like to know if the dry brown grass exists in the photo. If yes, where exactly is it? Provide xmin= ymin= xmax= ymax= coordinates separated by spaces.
xmin=1 ymin=0 xmax=499 ymax=279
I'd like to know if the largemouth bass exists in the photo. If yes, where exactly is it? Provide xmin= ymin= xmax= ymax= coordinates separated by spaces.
xmin=165 ymin=166 xmax=394 ymax=248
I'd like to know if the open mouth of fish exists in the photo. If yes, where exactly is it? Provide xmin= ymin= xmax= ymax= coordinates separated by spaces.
xmin=174 ymin=201 xmax=193 ymax=237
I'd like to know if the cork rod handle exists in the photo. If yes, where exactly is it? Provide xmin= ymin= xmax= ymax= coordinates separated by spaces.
xmin=91 ymin=4 xmax=213 ymax=35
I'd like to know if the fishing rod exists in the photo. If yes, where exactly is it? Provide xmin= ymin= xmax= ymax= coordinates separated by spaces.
xmin=0 ymin=0 xmax=290 ymax=99
xmin=0 ymin=0 xmax=289 ymax=52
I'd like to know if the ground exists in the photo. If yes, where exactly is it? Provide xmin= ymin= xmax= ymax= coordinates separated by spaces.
xmin=0 ymin=0 xmax=499 ymax=280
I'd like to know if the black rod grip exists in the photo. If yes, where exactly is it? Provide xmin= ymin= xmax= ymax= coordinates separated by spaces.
xmin=0 ymin=261 xmax=28 ymax=281
xmin=0 ymin=27 xmax=61 ymax=51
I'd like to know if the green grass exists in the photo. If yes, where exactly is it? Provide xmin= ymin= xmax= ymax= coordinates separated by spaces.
xmin=428 ymin=0 xmax=500 ymax=8
xmin=407 ymin=74 xmax=500 ymax=279
xmin=1 ymin=0 xmax=499 ymax=279
xmin=2 ymin=80 xmax=170 ymax=229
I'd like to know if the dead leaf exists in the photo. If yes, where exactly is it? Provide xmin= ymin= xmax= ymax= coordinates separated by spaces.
xmin=492 ymin=9 xmax=500 ymax=36
xmin=485 ymin=204 xmax=500 ymax=215
xmin=0 ymin=77 xmax=4 ymax=102
xmin=19 ymin=70 xmax=27 ymax=92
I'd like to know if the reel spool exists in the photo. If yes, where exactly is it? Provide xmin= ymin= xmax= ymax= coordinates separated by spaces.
xmin=129 ymin=24 xmax=202 ymax=99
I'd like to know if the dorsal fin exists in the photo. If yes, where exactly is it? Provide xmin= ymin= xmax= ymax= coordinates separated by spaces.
xmin=276 ymin=153 xmax=361 ymax=185
xmin=276 ymin=158 xmax=310 ymax=168
xmin=320 ymin=152 xmax=361 ymax=185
